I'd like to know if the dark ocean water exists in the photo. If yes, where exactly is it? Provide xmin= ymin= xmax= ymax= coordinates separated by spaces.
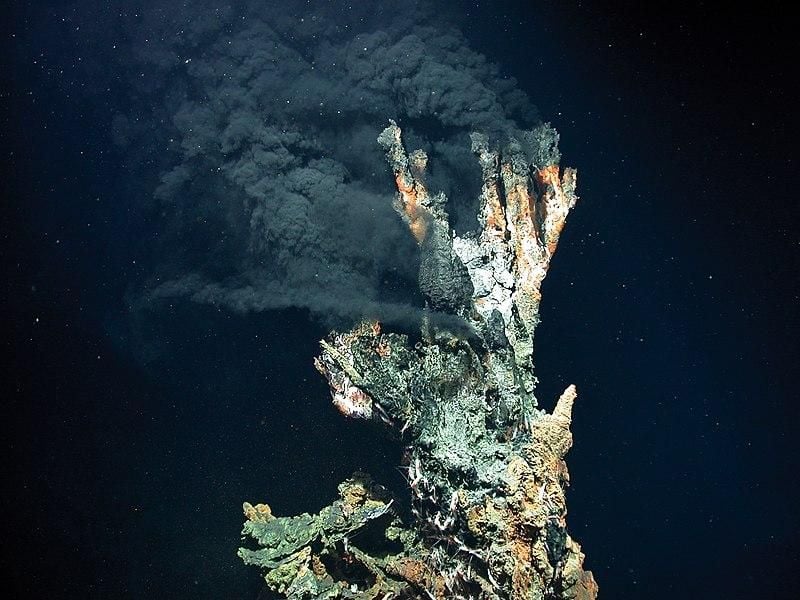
xmin=3 ymin=1 xmax=797 ymax=598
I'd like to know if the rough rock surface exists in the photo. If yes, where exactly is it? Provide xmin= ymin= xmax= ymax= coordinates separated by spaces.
xmin=239 ymin=121 xmax=597 ymax=599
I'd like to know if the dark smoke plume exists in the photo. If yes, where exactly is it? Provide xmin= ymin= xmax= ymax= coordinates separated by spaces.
xmin=110 ymin=1 xmax=544 ymax=326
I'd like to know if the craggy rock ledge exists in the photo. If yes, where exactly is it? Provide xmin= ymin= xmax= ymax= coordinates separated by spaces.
xmin=239 ymin=121 xmax=597 ymax=600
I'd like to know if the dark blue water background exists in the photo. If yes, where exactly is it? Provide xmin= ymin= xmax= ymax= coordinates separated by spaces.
xmin=3 ymin=1 xmax=797 ymax=598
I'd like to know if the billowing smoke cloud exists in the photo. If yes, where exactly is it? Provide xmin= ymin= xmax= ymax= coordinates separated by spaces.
xmin=114 ymin=1 xmax=543 ymax=327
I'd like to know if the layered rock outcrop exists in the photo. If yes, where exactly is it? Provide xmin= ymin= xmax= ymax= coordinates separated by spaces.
xmin=240 ymin=121 xmax=596 ymax=600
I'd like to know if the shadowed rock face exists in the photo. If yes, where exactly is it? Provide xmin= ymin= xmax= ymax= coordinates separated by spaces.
xmin=239 ymin=122 xmax=597 ymax=600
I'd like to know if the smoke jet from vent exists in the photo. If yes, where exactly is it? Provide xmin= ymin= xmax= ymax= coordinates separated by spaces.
xmin=118 ymin=1 xmax=547 ymax=328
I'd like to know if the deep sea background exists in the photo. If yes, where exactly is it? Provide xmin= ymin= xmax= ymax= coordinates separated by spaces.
xmin=2 ymin=1 xmax=797 ymax=598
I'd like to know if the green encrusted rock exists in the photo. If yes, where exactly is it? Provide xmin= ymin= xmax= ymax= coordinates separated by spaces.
xmin=240 ymin=513 xmax=318 ymax=565
xmin=240 ymin=122 xmax=597 ymax=599
xmin=239 ymin=473 xmax=431 ymax=599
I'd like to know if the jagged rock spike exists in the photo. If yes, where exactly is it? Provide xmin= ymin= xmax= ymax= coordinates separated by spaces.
xmin=240 ymin=121 xmax=596 ymax=600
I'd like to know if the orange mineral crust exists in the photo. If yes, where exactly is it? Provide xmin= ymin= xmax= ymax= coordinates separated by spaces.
xmin=241 ymin=122 xmax=595 ymax=600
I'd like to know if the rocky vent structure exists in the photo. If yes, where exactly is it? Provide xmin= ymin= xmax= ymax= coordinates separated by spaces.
xmin=238 ymin=121 xmax=597 ymax=600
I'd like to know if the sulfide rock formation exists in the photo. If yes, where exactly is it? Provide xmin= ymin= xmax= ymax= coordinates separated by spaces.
xmin=239 ymin=120 xmax=598 ymax=600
